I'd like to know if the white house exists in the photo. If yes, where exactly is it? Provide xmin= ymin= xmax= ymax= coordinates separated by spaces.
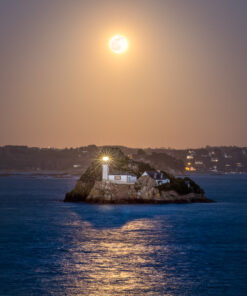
xmin=142 ymin=170 xmax=170 ymax=185
xmin=108 ymin=170 xmax=137 ymax=184
xmin=102 ymin=162 xmax=137 ymax=184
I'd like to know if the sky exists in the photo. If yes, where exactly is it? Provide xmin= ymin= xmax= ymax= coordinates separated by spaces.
xmin=0 ymin=0 xmax=246 ymax=149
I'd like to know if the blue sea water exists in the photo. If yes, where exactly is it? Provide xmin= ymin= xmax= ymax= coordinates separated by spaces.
xmin=0 ymin=174 xmax=246 ymax=296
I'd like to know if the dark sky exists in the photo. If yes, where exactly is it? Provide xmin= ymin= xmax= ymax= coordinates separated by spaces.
xmin=0 ymin=0 xmax=246 ymax=148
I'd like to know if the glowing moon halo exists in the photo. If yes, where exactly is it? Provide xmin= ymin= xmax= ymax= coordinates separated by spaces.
xmin=109 ymin=35 xmax=128 ymax=54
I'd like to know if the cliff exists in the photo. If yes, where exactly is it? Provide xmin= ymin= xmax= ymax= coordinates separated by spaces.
xmin=64 ymin=147 xmax=213 ymax=204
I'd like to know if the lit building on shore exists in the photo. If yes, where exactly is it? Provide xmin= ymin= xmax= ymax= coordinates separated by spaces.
xmin=102 ymin=156 xmax=137 ymax=184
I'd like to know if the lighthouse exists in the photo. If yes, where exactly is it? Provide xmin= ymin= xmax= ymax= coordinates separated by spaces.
xmin=102 ymin=156 xmax=109 ymax=181
xmin=101 ymin=155 xmax=137 ymax=184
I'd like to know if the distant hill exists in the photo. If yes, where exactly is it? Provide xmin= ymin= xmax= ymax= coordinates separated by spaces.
xmin=0 ymin=145 xmax=247 ymax=174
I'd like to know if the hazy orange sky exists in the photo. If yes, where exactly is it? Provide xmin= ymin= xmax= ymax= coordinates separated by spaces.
xmin=0 ymin=0 xmax=246 ymax=148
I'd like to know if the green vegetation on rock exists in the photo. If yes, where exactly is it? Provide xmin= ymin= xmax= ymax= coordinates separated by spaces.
xmin=157 ymin=175 xmax=204 ymax=195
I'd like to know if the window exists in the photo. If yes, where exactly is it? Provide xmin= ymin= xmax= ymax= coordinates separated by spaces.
xmin=114 ymin=175 xmax=121 ymax=180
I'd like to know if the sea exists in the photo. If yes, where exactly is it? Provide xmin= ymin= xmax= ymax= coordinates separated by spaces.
xmin=0 ymin=174 xmax=246 ymax=296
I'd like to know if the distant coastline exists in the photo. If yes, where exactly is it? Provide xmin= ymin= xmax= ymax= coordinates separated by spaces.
xmin=1 ymin=145 xmax=247 ymax=176
xmin=0 ymin=171 xmax=80 ymax=178
xmin=1 ymin=170 xmax=246 ymax=178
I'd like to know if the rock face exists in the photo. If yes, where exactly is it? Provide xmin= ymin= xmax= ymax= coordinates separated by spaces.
xmin=65 ymin=175 xmax=212 ymax=204
xmin=86 ymin=181 xmax=136 ymax=203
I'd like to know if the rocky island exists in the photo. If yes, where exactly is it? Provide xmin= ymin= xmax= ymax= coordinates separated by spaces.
xmin=64 ymin=148 xmax=213 ymax=204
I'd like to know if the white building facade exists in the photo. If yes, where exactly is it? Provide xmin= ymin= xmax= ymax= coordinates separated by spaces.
xmin=108 ymin=174 xmax=137 ymax=184
xmin=102 ymin=163 xmax=137 ymax=184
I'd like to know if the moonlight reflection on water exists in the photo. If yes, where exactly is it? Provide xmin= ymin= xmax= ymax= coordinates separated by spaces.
xmin=60 ymin=218 xmax=171 ymax=296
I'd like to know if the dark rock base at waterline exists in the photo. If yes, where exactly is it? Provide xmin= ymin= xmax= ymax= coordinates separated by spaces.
xmin=64 ymin=178 xmax=214 ymax=204
xmin=64 ymin=197 xmax=214 ymax=204
xmin=64 ymin=189 xmax=213 ymax=205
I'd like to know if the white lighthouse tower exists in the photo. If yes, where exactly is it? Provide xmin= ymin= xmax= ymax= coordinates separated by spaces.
xmin=102 ymin=156 xmax=109 ymax=181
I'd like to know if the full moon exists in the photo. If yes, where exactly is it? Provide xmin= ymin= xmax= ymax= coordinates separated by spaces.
xmin=109 ymin=35 xmax=128 ymax=54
